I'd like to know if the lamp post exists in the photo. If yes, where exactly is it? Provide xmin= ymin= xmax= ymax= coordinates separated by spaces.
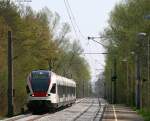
xmin=144 ymin=15 xmax=150 ymax=107
xmin=131 ymin=49 xmax=142 ymax=109
xmin=136 ymin=53 xmax=141 ymax=109
xmin=138 ymin=32 xmax=149 ymax=108
xmin=121 ymin=59 xmax=129 ymax=104
xmin=112 ymin=57 xmax=117 ymax=104
xmin=135 ymin=32 xmax=148 ymax=109
xmin=121 ymin=58 xmax=129 ymax=105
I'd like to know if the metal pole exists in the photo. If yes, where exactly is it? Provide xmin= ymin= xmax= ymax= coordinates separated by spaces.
xmin=110 ymin=69 xmax=113 ymax=104
xmin=136 ymin=54 xmax=141 ymax=109
xmin=114 ymin=57 xmax=117 ymax=104
xmin=7 ymin=31 xmax=14 ymax=117
xmin=148 ymin=35 xmax=150 ymax=107
xmin=127 ymin=61 xmax=129 ymax=105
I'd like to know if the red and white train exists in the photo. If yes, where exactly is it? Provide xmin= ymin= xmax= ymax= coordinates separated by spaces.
xmin=26 ymin=70 xmax=76 ymax=112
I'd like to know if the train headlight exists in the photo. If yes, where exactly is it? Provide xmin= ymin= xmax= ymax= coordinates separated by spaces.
xmin=46 ymin=94 xmax=50 ymax=96
xmin=30 ymin=94 xmax=34 ymax=97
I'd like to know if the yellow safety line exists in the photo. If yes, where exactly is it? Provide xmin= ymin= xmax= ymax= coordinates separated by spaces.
xmin=113 ymin=105 xmax=118 ymax=121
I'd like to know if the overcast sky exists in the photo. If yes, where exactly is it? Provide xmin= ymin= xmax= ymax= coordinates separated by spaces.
xmin=16 ymin=0 xmax=121 ymax=82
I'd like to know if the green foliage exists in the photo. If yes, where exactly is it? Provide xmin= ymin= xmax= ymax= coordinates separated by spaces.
xmin=103 ymin=0 xmax=150 ymax=109
xmin=138 ymin=109 xmax=150 ymax=121
xmin=0 ymin=1 xmax=91 ymax=116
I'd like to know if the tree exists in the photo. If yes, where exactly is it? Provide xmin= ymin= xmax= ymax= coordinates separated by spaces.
xmin=0 ymin=1 xmax=91 ymax=115
xmin=103 ymin=0 xmax=150 ymax=108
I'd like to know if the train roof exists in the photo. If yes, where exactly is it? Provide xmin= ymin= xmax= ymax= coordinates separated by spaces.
xmin=51 ymin=71 xmax=76 ymax=87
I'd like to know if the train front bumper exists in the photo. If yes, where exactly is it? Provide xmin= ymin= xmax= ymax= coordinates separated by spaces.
xmin=27 ymin=100 xmax=57 ymax=111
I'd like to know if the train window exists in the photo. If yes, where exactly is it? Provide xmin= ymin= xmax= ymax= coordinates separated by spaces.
xmin=58 ymin=85 xmax=63 ymax=97
xmin=63 ymin=85 xmax=66 ymax=96
xmin=31 ymin=71 xmax=50 ymax=92
xmin=51 ymin=83 xmax=56 ymax=93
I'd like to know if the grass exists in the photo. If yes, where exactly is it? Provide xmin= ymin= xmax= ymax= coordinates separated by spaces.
xmin=131 ymin=106 xmax=150 ymax=121
xmin=138 ymin=108 xmax=150 ymax=121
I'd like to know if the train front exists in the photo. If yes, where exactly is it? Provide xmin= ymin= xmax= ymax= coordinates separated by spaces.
xmin=26 ymin=70 xmax=52 ymax=111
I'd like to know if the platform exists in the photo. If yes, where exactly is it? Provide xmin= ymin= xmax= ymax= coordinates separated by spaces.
xmin=102 ymin=104 xmax=144 ymax=121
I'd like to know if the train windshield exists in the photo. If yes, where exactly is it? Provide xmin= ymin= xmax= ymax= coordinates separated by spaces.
xmin=31 ymin=71 xmax=50 ymax=92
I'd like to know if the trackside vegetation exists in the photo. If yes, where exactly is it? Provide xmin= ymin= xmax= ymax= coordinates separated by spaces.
xmin=102 ymin=0 xmax=150 ymax=120
xmin=0 ymin=1 xmax=92 ymax=116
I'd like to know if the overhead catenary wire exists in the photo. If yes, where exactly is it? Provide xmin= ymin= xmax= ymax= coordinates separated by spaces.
xmin=64 ymin=0 xmax=102 ymax=49
xmin=63 ymin=0 xmax=103 ymax=71
xmin=65 ymin=0 xmax=106 ymax=48
xmin=65 ymin=0 xmax=86 ymax=40
xmin=63 ymin=0 xmax=79 ymax=40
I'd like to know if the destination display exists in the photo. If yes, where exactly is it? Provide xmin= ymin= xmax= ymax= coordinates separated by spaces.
xmin=32 ymin=73 xmax=49 ymax=79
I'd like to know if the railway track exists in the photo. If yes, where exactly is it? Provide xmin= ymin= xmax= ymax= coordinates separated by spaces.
xmin=72 ymin=98 xmax=103 ymax=121
xmin=2 ymin=98 xmax=86 ymax=121
xmin=2 ymin=98 xmax=106 ymax=121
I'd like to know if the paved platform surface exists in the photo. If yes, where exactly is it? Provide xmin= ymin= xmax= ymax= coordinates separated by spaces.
xmin=102 ymin=105 xmax=144 ymax=121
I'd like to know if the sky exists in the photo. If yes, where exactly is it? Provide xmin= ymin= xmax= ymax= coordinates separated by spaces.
xmin=15 ymin=0 xmax=121 ymax=82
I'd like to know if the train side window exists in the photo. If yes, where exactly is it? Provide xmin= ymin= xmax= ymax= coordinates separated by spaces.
xmin=58 ymin=85 xmax=61 ymax=96
xmin=51 ymin=83 xmax=56 ymax=93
